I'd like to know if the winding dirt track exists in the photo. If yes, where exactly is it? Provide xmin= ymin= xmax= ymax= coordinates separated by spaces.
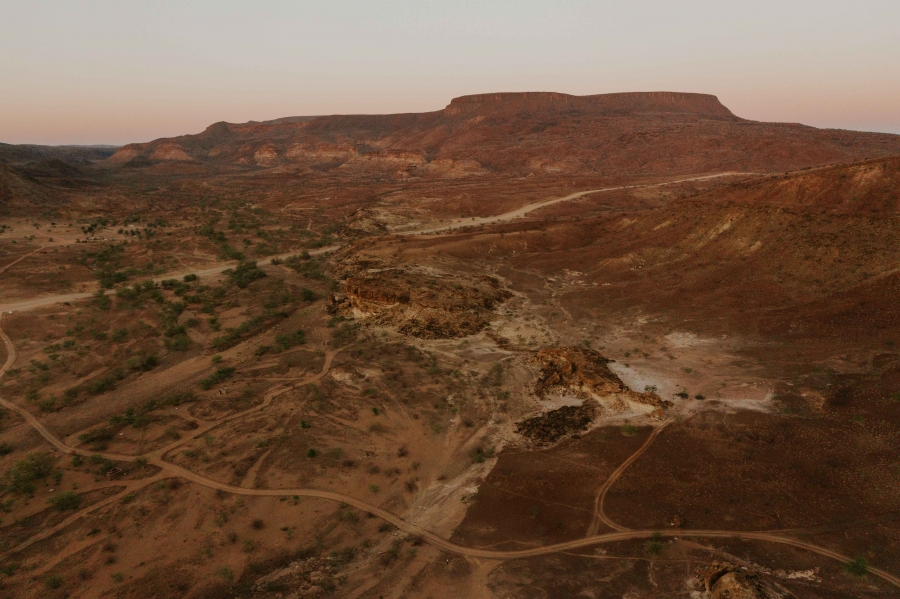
xmin=586 ymin=421 xmax=671 ymax=536
xmin=2 ymin=316 xmax=899 ymax=587
xmin=2 ymin=176 xmax=900 ymax=589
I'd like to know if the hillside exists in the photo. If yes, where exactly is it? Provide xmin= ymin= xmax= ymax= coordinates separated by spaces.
xmin=106 ymin=91 xmax=900 ymax=177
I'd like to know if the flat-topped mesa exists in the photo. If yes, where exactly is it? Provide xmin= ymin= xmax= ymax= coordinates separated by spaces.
xmin=445 ymin=91 xmax=740 ymax=120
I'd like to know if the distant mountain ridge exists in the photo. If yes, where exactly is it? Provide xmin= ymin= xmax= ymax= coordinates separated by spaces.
xmin=105 ymin=91 xmax=900 ymax=177
xmin=0 ymin=143 xmax=118 ymax=166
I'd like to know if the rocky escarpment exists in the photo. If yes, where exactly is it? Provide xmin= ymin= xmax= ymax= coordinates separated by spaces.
xmin=329 ymin=268 xmax=511 ymax=339
xmin=532 ymin=347 xmax=672 ymax=409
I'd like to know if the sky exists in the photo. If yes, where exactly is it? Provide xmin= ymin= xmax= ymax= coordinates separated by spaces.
xmin=1 ymin=0 xmax=899 ymax=145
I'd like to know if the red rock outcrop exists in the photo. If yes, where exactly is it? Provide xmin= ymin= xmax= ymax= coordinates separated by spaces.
xmin=330 ymin=268 xmax=510 ymax=339
xmin=531 ymin=347 xmax=671 ymax=409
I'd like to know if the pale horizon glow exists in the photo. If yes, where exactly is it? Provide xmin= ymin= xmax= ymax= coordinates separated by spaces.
xmin=2 ymin=0 xmax=899 ymax=146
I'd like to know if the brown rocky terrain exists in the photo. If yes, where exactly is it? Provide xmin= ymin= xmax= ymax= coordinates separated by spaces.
xmin=2 ymin=91 xmax=900 ymax=598
xmin=330 ymin=265 xmax=511 ymax=338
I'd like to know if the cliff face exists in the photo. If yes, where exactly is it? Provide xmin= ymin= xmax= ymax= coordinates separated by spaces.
xmin=444 ymin=91 xmax=739 ymax=120
xmin=105 ymin=91 xmax=900 ymax=177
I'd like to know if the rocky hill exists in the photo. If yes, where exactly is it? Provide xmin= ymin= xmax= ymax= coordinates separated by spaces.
xmin=105 ymin=91 xmax=900 ymax=177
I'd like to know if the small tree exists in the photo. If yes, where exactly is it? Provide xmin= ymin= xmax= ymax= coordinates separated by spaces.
xmin=845 ymin=556 xmax=868 ymax=576
xmin=644 ymin=532 xmax=664 ymax=556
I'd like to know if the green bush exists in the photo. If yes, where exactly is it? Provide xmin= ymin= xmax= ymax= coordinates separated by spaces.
xmin=48 ymin=491 xmax=82 ymax=511
xmin=45 ymin=575 xmax=64 ymax=589
xmin=300 ymin=288 xmax=317 ymax=302
xmin=644 ymin=532 xmax=664 ymax=556
xmin=5 ymin=452 xmax=55 ymax=495
xmin=225 ymin=261 xmax=266 ymax=288
xmin=845 ymin=556 xmax=869 ymax=576
xmin=200 ymin=367 xmax=236 ymax=390
xmin=87 ymin=370 xmax=125 ymax=395
xmin=164 ymin=334 xmax=192 ymax=352
xmin=275 ymin=329 xmax=306 ymax=351
xmin=129 ymin=354 xmax=159 ymax=372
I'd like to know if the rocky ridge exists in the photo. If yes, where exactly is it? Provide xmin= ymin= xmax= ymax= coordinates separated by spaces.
xmin=102 ymin=92 xmax=900 ymax=177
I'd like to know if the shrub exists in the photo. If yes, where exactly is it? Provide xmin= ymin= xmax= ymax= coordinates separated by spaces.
xmin=48 ymin=491 xmax=83 ymax=511
xmin=470 ymin=446 xmax=495 ymax=464
xmin=45 ymin=575 xmax=64 ymax=589
xmin=165 ymin=325 xmax=186 ymax=337
xmin=199 ymin=367 xmax=236 ymax=390
xmin=164 ymin=334 xmax=192 ymax=351
xmin=845 ymin=556 xmax=869 ymax=576
xmin=300 ymin=288 xmax=317 ymax=302
xmin=225 ymin=261 xmax=266 ymax=288
xmin=183 ymin=274 xmax=198 ymax=282
xmin=88 ymin=371 xmax=125 ymax=395
xmin=6 ymin=452 xmax=56 ymax=495
xmin=306 ymin=449 xmax=317 ymax=458
xmin=275 ymin=329 xmax=306 ymax=351
xmin=78 ymin=427 xmax=115 ymax=450
xmin=644 ymin=532 xmax=664 ymax=556
xmin=129 ymin=354 xmax=159 ymax=372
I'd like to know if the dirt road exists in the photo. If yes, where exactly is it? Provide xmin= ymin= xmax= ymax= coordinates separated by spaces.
xmin=586 ymin=421 xmax=671 ymax=536
xmin=0 ymin=243 xmax=341 ymax=314
xmin=0 ymin=173 xmax=748 ymax=315
xmin=1 ymin=316 xmax=898 ymax=588
xmin=405 ymin=172 xmax=749 ymax=235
